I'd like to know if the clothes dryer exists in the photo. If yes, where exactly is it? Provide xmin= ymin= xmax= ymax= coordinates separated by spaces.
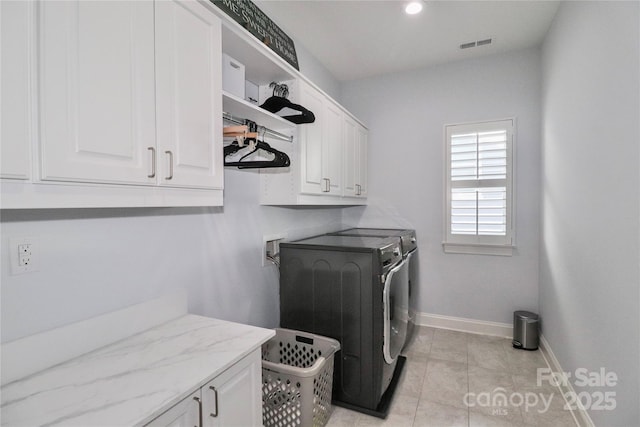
xmin=279 ymin=235 xmax=407 ymax=416
xmin=328 ymin=228 xmax=418 ymax=347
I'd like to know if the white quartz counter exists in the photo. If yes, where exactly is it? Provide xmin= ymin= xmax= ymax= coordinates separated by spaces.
xmin=0 ymin=314 xmax=275 ymax=426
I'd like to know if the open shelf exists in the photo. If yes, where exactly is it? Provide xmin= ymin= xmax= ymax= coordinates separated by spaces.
xmin=221 ymin=23 xmax=297 ymax=86
xmin=222 ymin=91 xmax=296 ymax=133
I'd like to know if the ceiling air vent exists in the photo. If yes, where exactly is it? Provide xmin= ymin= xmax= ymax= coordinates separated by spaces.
xmin=460 ymin=38 xmax=493 ymax=50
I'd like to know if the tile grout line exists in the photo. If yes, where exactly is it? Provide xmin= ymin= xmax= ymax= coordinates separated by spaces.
xmin=466 ymin=335 xmax=471 ymax=427
xmin=410 ymin=330 xmax=433 ymax=427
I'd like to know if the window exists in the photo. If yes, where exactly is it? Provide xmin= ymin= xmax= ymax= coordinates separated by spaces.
xmin=443 ymin=119 xmax=514 ymax=256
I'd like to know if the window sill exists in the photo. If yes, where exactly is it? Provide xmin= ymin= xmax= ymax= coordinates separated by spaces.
xmin=442 ymin=242 xmax=514 ymax=256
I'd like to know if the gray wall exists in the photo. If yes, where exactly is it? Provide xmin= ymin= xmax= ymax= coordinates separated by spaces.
xmin=0 ymin=176 xmax=344 ymax=343
xmin=0 ymin=49 xmax=344 ymax=344
xmin=294 ymin=43 xmax=342 ymax=102
xmin=341 ymin=48 xmax=542 ymax=324
xmin=540 ymin=2 xmax=640 ymax=425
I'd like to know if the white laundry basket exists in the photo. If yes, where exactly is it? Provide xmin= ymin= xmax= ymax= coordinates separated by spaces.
xmin=262 ymin=328 xmax=340 ymax=427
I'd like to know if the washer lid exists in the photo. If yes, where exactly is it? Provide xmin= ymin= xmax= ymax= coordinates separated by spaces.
xmin=329 ymin=228 xmax=417 ymax=255
xmin=284 ymin=234 xmax=400 ymax=251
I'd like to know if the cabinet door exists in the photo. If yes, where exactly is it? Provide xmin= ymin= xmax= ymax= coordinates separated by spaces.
xmin=299 ymin=81 xmax=325 ymax=194
xmin=342 ymin=115 xmax=358 ymax=197
xmin=323 ymin=101 xmax=343 ymax=194
xmin=39 ymin=1 xmax=156 ymax=185
xmin=1 ymin=0 xmax=33 ymax=180
xmin=155 ymin=0 xmax=223 ymax=189
xmin=203 ymin=350 xmax=262 ymax=427
xmin=357 ymin=125 xmax=368 ymax=198
xmin=145 ymin=391 xmax=201 ymax=427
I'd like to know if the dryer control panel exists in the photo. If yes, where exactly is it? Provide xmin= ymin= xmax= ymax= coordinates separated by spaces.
xmin=379 ymin=242 xmax=402 ymax=274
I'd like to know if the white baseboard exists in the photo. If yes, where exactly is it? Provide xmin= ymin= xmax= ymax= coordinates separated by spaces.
xmin=411 ymin=312 xmax=591 ymax=427
xmin=412 ymin=311 xmax=513 ymax=338
xmin=539 ymin=335 xmax=595 ymax=427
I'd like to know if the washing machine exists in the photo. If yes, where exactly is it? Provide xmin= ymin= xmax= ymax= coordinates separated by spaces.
xmin=328 ymin=228 xmax=418 ymax=347
xmin=279 ymin=235 xmax=408 ymax=416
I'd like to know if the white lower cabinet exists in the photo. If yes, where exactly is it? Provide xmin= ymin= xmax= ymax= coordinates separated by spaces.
xmin=145 ymin=350 xmax=262 ymax=427
xmin=202 ymin=350 xmax=262 ymax=426
xmin=145 ymin=391 xmax=201 ymax=427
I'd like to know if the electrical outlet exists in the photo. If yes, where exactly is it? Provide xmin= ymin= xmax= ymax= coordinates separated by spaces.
xmin=263 ymin=233 xmax=286 ymax=266
xmin=10 ymin=237 xmax=39 ymax=274
xmin=18 ymin=243 xmax=33 ymax=267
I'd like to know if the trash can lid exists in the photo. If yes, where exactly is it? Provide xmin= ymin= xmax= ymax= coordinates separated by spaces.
xmin=514 ymin=310 xmax=539 ymax=320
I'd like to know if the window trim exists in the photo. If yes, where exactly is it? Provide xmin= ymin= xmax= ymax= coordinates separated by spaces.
xmin=442 ymin=118 xmax=516 ymax=256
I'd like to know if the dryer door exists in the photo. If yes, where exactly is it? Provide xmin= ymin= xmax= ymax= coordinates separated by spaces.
xmin=383 ymin=258 xmax=409 ymax=364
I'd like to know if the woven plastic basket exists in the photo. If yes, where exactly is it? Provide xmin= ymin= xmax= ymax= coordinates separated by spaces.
xmin=262 ymin=328 xmax=341 ymax=427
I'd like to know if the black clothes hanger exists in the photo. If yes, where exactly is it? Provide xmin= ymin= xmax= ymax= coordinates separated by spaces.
xmin=224 ymin=139 xmax=291 ymax=169
xmin=259 ymin=96 xmax=316 ymax=124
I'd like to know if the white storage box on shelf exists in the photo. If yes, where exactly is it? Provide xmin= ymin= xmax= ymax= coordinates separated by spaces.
xmin=262 ymin=328 xmax=340 ymax=427
xmin=222 ymin=53 xmax=246 ymax=98
xmin=245 ymin=80 xmax=259 ymax=104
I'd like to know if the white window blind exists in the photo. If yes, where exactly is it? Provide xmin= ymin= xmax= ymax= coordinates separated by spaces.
xmin=444 ymin=119 xmax=514 ymax=255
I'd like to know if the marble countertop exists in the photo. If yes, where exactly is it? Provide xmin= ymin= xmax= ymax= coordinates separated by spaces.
xmin=1 ymin=314 xmax=274 ymax=426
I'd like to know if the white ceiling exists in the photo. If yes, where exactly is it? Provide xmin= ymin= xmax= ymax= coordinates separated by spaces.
xmin=254 ymin=0 xmax=560 ymax=81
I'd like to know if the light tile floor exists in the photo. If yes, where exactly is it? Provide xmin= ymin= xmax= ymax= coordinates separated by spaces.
xmin=326 ymin=327 xmax=578 ymax=427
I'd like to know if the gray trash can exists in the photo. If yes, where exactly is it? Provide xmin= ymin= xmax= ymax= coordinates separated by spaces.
xmin=512 ymin=311 xmax=539 ymax=350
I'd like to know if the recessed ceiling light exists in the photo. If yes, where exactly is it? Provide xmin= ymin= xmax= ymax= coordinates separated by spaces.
xmin=405 ymin=1 xmax=423 ymax=15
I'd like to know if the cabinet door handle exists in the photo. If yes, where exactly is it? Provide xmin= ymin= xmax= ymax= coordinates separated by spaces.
xmin=165 ymin=150 xmax=173 ymax=180
xmin=147 ymin=147 xmax=156 ymax=178
xmin=356 ymin=184 xmax=361 ymax=195
xmin=193 ymin=396 xmax=203 ymax=427
xmin=209 ymin=386 xmax=219 ymax=418
xmin=322 ymin=178 xmax=330 ymax=192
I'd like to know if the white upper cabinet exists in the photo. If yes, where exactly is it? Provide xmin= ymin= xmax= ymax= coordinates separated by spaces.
xmin=298 ymin=80 xmax=344 ymax=196
xmin=2 ymin=0 xmax=365 ymax=208
xmin=39 ymin=0 xmax=223 ymax=189
xmin=357 ymin=125 xmax=369 ymax=198
xmin=323 ymin=99 xmax=343 ymax=195
xmin=259 ymin=79 xmax=368 ymax=205
xmin=155 ymin=0 xmax=223 ymax=189
xmin=1 ymin=0 xmax=224 ymax=208
xmin=342 ymin=114 xmax=367 ymax=198
xmin=299 ymin=81 xmax=326 ymax=194
xmin=39 ymin=1 xmax=156 ymax=185
xmin=0 ymin=1 xmax=33 ymax=180
xmin=343 ymin=115 xmax=358 ymax=197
